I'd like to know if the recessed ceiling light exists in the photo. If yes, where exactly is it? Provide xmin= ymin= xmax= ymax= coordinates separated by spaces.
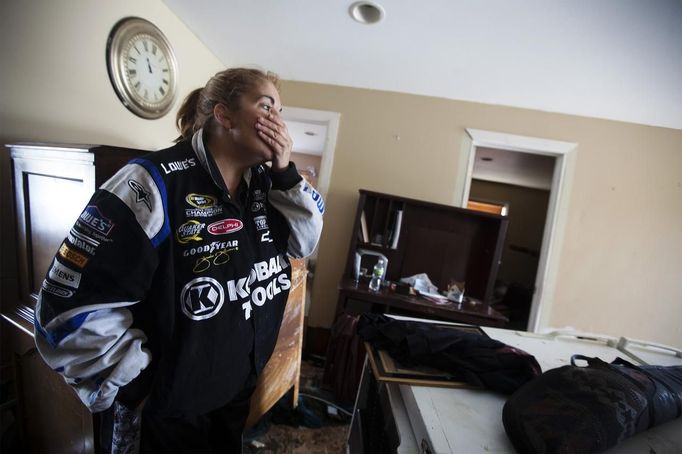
xmin=481 ymin=157 xmax=493 ymax=162
xmin=349 ymin=1 xmax=385 ymax=25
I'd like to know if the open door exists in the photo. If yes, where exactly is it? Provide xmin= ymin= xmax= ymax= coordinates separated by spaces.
xmin=455 ymin=129 xmax=578 ymax=332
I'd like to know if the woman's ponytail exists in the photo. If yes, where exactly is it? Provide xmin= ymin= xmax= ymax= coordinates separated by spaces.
xmin=175 ymin=88 xmax=203 ymax=142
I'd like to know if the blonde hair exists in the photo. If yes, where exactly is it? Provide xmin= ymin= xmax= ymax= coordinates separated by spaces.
xmin=175 ymin=68 xmax=279 ymax=142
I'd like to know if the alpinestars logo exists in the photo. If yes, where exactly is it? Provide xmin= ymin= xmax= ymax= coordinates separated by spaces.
xmin=180 ymin=277 xmax=225 ymax=320
xmin=128 ymin=179 xmax=152 ymax=212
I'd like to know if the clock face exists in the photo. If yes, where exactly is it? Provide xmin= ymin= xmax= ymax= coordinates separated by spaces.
xmin=107 ymin=18 xmax=177 ymax=119
xmin=122 ymin=34 xmax=173 ymax=108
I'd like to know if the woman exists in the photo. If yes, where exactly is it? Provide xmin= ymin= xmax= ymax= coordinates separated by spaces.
xmin=34 ymin=68 xmax=324 ymax=452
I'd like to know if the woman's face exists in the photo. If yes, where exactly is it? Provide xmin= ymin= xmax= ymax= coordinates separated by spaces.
xmin=227 ymin=80 xmax=282 ymax=164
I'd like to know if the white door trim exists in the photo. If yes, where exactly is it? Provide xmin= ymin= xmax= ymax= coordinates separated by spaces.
xmin=455 ymin=128 xmax=578 ymax=332
xmin=282 ymin=106 xmax=340 ymax=201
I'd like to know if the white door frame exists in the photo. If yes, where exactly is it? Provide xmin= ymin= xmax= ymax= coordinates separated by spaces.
xmin=454 ymin=129 xmax=578 ymax=332
xmin=281 ymin=106 xmax=341 ymax=201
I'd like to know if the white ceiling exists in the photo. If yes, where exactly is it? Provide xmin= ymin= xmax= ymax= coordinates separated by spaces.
xmin=163 ymin=0 xmax=682 ymax=131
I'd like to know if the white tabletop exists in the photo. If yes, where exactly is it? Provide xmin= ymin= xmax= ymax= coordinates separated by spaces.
xmin=383 ymin=317 xmax=682 ymax=454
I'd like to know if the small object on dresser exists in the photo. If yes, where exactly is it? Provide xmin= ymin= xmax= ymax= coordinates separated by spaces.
xmin=446 ymin=280 xmax=465 ymax=303
xmin=369 ymin=259 xmax=386 ymax=292
xmin=393 ymin=282 xmax=413 ymax=295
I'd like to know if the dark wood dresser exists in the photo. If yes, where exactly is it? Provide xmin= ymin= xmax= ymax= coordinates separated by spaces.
xmin=336 ymin=189 xmax=509 ymax=326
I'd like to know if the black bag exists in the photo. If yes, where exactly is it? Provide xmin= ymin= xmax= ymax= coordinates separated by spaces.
xmin=357 ymin=314 xmax=541 ymax=394
xmin=502 ymin=355 xmax=682 ymax=454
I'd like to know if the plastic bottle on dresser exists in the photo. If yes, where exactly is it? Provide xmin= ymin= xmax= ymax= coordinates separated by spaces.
xmin=368 ymin=258 xmax=385 ymax=292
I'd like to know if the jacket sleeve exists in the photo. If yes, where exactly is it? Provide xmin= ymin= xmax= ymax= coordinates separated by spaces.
xmin=34 ymin=159 xmax=169 ymax=412
xmin=267 ymin=162 xmax=324 ymax=258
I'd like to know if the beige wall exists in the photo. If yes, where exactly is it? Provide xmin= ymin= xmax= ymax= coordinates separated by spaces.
xmin=2 ymin=1 xmax=680 ymax=348
xmin=280 ymin=81 xmax=682 ymax=348
xmin=0 ymin=0 xmax=223 ymax=305
xmin=0 ymin=0 xmax=224 ymax=148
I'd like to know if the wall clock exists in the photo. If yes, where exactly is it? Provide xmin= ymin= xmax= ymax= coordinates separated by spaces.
xmin=106 ymin=17 xmax=178 ymax=119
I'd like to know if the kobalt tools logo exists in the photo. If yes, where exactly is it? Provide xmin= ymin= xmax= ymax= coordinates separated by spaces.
xmin=180 ymin=277 xmax=225 ymax=320
xmin=227 ymin=254 xmax=291 ymax=320
xmin=78 ymin=206 xmax=114 ymax=236
xmin=208 ymin=219 xmax=243 ymax=235
xmin=176 ymin=220 xmax=205 ymax=243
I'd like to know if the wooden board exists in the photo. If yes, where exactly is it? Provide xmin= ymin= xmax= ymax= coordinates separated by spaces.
xmin=245 ymin=258 xmax=307 ymax=429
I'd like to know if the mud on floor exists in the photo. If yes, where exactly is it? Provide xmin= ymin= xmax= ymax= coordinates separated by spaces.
xmin=244 ymin=360 xmax=351 ymax=454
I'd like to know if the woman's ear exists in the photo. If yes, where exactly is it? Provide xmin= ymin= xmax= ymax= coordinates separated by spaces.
xmin=213 ymin=103 xmax=232 ymax=130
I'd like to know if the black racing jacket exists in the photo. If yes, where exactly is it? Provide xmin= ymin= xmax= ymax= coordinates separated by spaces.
xmin=34 ymin=130 xmax=324 ymax=416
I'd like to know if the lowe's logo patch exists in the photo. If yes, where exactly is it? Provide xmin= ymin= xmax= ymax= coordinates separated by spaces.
xmin=208 ymin=219 xmax=243 ymax=235
xmin=78 ymin=206 xmax=114 ymax=236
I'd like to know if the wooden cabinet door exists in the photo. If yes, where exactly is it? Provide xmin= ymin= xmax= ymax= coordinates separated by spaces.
xmin=11 ymin=145 xmax=95 ymax=310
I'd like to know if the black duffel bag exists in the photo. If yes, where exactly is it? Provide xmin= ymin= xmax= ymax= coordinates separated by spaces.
xmin=502 ymin=355 xmax=682 ymax=453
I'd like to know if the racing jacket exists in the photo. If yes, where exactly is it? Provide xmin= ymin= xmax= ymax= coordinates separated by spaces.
xmin=34 ymin=129 xmax=324 ymax=416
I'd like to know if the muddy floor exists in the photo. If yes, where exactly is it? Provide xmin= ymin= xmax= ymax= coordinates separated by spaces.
xmin=244 ymin=360 xmax=350 ymax=453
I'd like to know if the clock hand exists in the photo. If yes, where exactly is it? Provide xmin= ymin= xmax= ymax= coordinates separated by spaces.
xmin=146 ymin=57 xmax=152 ymax=74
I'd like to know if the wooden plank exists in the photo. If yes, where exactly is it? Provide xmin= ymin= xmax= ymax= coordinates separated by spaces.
xmin=245 ymin=259 xmax=307 ymax=429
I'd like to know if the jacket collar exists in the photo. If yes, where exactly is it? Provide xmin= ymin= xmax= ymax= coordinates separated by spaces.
xmin=191 ymin=129 xmax=255 ymax=194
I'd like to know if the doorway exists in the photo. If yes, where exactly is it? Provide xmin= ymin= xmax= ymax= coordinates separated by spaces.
xmin=282 ymin=106 xmax=340 ymax=201
xmin=282 ymin=106 xmax=340 ymax=318
xmin=454 ymin=129 xmax=578 ymax=332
